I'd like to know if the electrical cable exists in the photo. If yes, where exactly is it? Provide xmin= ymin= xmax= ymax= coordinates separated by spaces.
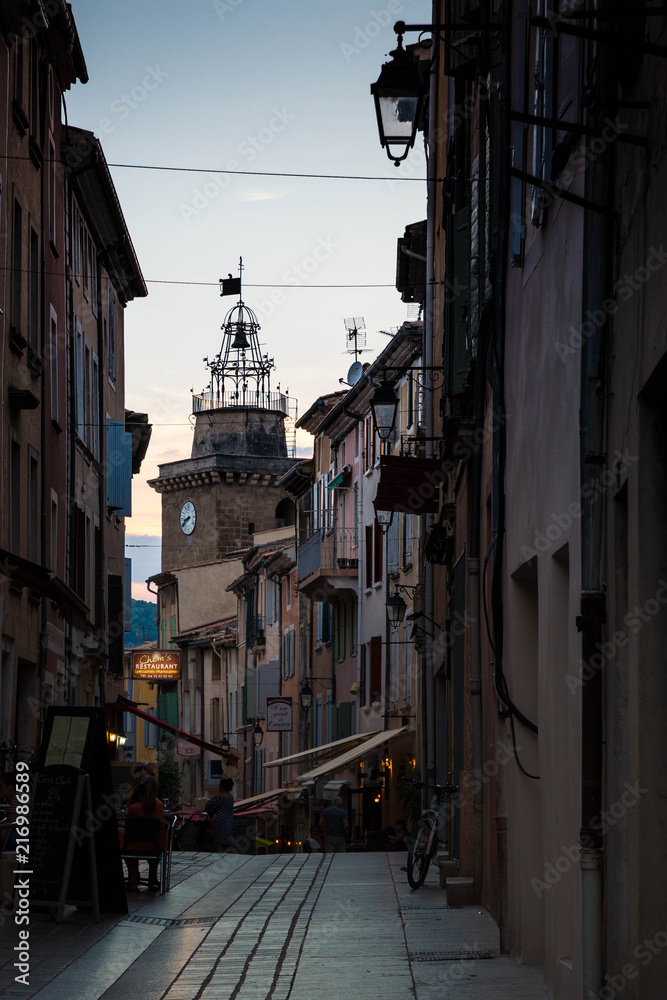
xmin=482 ymin=486 xmax=538 ymax=735
xmin=0 ymin=153 xmax=428 ymax=183
xmin=482 ymin=534 xmax=497 ymax=655
xmin=509 ymin=711 xmax=540 ymax=780
xmin=0 ymin=264 xmax=395 ymax=289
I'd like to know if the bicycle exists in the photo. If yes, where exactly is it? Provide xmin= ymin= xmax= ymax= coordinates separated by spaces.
xmin=404 ymin=779 xmax=457 ymax=889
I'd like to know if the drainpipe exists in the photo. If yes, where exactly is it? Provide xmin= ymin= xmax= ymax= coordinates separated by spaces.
xmin=384 ymin=533 xmax=391 ymax=732
xmin=491 ymin=0 xmax=512 ymax=954
xmin=468 ymin=340 xmax=486 ymax=901
xmin=39 ymin=133 xmax=49 ymax=744
xmin=422 ymin=0 xmax=439 ymax=792
xmin=578 ymin=4 xmax=613 ymax=994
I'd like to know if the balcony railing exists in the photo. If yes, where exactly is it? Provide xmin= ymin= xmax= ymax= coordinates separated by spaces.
xmin=192 ymin=389 xmax=289 ymax=415
xmin=297 ymin=527 xmax=359 ymax=582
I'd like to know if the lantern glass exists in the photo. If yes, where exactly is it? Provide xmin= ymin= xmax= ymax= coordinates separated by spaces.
xmin=300 ymin=682 xmax=313 ymax=712
xmin=371 ymin=40 xmax=426 ymax=164
xmin=370 ymin=380 xmax=399 ymax=440
xmin=386 ymin=592 xmax=408 ymax=628
xmin=378 ymin=94 xmax=420 ymax=143
xmin=375 ymin=507 xmax=393 ymax=528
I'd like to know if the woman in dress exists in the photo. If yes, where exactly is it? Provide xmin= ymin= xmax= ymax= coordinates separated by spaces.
xmin=205 ymin=777 xmax=235 ymax=852
xmin=124 ymin=776 xmax=165 ymax=890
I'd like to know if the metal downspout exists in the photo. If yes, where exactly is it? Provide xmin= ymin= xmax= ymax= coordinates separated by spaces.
xmin=422 ymin=0 xmax=438 ymax=791
xmin=468 ymin=348 xmax=486 ymax=901
xmin=491 ymin=0 xmax=512 ymax=954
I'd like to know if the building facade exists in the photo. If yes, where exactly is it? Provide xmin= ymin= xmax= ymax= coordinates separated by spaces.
xmin=0 ymin=2 xmax=147 ymax=758
xmin=370 ymin=2 xmax=667 ymax=997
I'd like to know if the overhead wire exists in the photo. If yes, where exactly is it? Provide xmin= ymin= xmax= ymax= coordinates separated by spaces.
xmin=0 ymin=153 xmax=428 ymax=183
xmin=0 ymin=265 xmax=395 ymax=289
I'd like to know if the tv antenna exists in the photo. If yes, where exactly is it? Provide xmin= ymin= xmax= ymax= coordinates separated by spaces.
xmin=343 ymin=317 xmax=371 ymax=362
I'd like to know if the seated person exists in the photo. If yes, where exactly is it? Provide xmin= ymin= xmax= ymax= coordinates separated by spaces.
xmin=124 ymin=763 xmax=155 ymax=807
xmin=305 ymin=825 xmax=323 ymax=853
xmin=123 ymin=776 xmax=165 ymax=890
xmin=386 ymin=819 xmax=409 ymax=851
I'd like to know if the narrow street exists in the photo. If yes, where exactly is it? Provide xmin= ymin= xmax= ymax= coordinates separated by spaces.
xmin=0 ymin=853 xmax=548 ymax=1000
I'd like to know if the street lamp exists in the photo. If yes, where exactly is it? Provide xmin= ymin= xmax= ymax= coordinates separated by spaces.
xmin=370 ymin=380 xmax=399 ymax=441
xmin=386 ymin=591 xmax=408 ymax=629
xmin=252 ymin=722 xmax=264 ymax=749
xmin=386 ymin=583 xmax=423 ymax=629
xmin=370 ymin=31 xmax=427 ymax=166
xmin=374 ymin=505 xmax=394 ymax=532
xmin=219 ymin=735 xmax=230 ymax=753
xmin=299 ymin=681 xmax=313 ymax=713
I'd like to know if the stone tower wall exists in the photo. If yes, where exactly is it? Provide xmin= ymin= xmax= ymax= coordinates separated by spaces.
xmin=161 ymin=480 xmax=292 ymax=571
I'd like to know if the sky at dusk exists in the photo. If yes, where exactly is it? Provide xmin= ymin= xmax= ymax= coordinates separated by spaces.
xmin=64 ymin=0 xmax=431 ymax=599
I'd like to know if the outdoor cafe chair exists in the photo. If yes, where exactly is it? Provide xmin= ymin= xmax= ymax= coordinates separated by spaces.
xmin=120 ymin=814 xmax=177 ymax=894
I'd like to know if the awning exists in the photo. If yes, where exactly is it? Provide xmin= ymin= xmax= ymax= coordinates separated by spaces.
xmin=263 ymin=731 xmax=381 ymax=769
xmin=322 ymin=780 xmax=350 ymax=801
xmin=233 ymin=788 xmax=301 ymax=812
xmin=327 ymin=465 xmax=351 ymax=491
xmin=115 ymin=694 xmax=239 ymax=762
xmin=295 ymin=727 xmax=411 ymax=784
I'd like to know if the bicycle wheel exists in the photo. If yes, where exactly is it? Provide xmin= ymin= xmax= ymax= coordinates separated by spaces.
xmin=407 ymin=821 xmax=432 ymax=889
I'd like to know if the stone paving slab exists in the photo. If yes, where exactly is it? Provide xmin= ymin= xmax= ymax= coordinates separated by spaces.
xmin=0 ymin=850 xmax=551 ymax=1000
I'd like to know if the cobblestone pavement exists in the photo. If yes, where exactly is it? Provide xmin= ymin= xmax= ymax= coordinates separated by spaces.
xmin=0 ymin=852 xmax=550 ymax=999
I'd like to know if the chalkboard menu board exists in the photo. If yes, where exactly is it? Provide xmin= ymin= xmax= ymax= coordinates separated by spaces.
xmin=29 ymin=765 xmax=97 ymax=919
xmin=32 ymin=708 xmax=128 ymax=917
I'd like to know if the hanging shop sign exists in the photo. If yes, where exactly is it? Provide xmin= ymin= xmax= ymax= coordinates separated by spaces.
xmin=131 ymin=649 xmax=181 ymax=681
xmin=266 ymin=697 xmax=293 ymax=732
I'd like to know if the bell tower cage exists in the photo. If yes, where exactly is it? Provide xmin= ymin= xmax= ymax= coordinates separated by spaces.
xmin=193 ymin=262 xmax=289 ymax=417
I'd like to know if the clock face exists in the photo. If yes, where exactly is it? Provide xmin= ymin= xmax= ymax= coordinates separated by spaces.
xmin=180 ymin=500 xmax=196 ymax=535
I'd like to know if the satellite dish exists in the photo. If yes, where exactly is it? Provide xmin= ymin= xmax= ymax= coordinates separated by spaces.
xmin=347 ymin=361 xmax=364 ymax=386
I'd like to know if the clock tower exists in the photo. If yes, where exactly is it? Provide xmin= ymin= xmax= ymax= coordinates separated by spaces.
xmin=149 ymin=277 xmax=297 ymax=576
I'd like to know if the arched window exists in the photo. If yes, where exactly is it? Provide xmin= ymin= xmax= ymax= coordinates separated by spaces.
xmin=275 ymin=497 xmax=295 ymax=528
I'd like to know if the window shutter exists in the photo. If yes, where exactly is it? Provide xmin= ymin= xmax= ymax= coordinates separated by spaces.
xmin=158 ymin=692 xmax=179 ymax=728
xmin=387 ymin=517 xmax=399 ymax=574
xmin=446 ymin=206 xmax=471 ymax=397
xmin=369 ymin=635 xmax=382 ymax=704
xmin=124 ymin=558 xmax=132 ymax=631
xmin=258 ymin=660 xmax=281 ymax=714
xmin=338 ymin=701 xmax=352 ymax=739
xmin=106 ymin=418 xmax=132 ymax=514
xmin=246 ymin=668 xmax=258 ymax=719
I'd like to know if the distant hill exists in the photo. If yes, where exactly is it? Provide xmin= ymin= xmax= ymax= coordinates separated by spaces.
xmin=126 ymin=599 xmax=158 ymax=648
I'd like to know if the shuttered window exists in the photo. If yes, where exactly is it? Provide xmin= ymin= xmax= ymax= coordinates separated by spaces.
xmin=106 ymin=418 xmax=132 ymax=515
xmin=369 ymin=635 xmax=383 ymax=705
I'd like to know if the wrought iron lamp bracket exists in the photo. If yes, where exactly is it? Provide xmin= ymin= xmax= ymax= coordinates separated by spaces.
xmin=369 ymin=366 xmax=445 ymax=392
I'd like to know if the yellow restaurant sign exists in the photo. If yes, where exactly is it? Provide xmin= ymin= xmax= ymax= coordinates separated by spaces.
xmin=131 ymin=649 xmax=181 ymax=681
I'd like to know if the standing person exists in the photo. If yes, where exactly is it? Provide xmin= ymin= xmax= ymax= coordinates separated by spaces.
xmin=205 ymin=777 xmax=235 ymax=853
xmin=124 ymin=776 xmax=165 ymax=890
xmin=320 ymin=796 xmax=349 ymax=854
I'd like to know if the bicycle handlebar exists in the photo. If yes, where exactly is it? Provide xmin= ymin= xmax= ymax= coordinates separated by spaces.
xmin=403 ymin=778 xmax=458 ymax=794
